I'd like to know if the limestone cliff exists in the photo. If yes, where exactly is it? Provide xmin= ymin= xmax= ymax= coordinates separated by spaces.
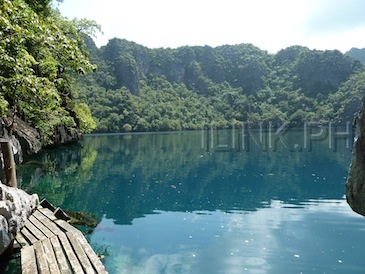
xmin=346 ymin=99 xmax=365 ymax=215
xmin=1 ymin=114 xmax=81 ymax=164
xmin=0 ymin=182 xmax=38 ymax=255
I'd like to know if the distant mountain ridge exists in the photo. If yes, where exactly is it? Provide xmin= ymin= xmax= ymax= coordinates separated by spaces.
xmin=346 ymin=47 xmax=365 ymax=64
xmin=76 ymin=37 xmax=365 ymax=132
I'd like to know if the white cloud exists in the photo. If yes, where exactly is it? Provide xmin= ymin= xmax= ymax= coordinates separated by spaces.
xmin=93 ymin=198 xmax=362 ymax=273
xmin=57 ymin=0 xmax=365 ymax=53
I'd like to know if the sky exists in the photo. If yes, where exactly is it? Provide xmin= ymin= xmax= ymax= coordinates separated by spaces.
xmin=56 ymin=0 xmax=365 ymax=53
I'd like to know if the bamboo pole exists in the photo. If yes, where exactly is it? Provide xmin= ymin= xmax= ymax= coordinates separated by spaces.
xmin=0 ymin=141 xmax=17 ymax=188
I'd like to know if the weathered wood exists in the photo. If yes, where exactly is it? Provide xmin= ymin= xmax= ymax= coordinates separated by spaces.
xmin=42 ymin=238 xmax=61 ymax=274
xmin=19 ymin=206 xmax=108 ymax=274
xmin=56 ymin=219 xmax=107 ymax=273
xmin=58 ymin=233 xmax=84 ymax=274
xmin=0 ymin=141 xmax=17 ymax=187
xmin=29 ymin=215 xmax=55 ymax=239
xmin=21 ymin=227 xmax=39 ymax=245
xmin=33 ymin=210 xmax=65 ymax=236
xmin=16 ymin=231 xmax=30 ymax=247
xmin=24 ymin=219 xmax=47 ymax=241
xmin=34 ymin=241 xmax=50 ymax=274
xmin=38 ymin=207 xmax=58 ymax=221
xmin=54 ymin=219 xmax=78 ymax=234
xmin=73 ymin=230 xmax=107 ymax=274
xmin=21 ymin=245 xmax=37 ymax=274
xmin=50 ymin=236 xmax=72 ymax=274
xmin=40 ymin=199 xmax=57 ymax=212
xmin=66 ymin=232 xmax=95 ymax=274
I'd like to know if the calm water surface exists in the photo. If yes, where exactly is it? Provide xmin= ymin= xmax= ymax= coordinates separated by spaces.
xmin=18 ymin=128 xmax=365 ymax=273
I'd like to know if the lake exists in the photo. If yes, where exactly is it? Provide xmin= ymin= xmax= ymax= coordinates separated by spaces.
xmin=16 ymin=125 xmax=365 ymax=273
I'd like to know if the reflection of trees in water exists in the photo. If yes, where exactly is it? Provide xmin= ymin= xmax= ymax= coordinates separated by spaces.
xmin=18 ymin=130 xmax=352 ymax=225
xmin=18 ymin=143 xmax=98 ymax=210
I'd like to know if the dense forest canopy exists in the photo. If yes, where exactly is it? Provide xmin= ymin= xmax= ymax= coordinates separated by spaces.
xmin=76 ymin=37 xmax=365 ymax=132
xmin=0 ymin=0 xmax=97 ymax=145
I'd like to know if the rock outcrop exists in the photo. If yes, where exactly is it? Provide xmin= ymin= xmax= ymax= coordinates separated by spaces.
xmin=9 ymin=116 xmax=42 ymax=159
xmin=1 ymin=115 xmax=42 ymax=164
xmin=1 ymin=114 xmax=81 ymax=164
xmin=0 ymin=182 xmax=38 ymax=256
xmin=346 ymin=99 xmax=365 ymax=215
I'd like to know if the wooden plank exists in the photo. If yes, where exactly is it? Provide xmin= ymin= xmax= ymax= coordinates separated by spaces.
xmin=39 ymin=207 xmax=58 ymax=221
xmin=40 ymin=199 xmax=56 ymax=212
xmin=21 ymin=227 xmax=39 ymax=245
xmin=50 ymin=236 xmax=72 ymax=274
xmin=66 ymin=232 xmax=95 ymax=274
xmin=73 ymin=232 xmax=107 ymax=274
xmin=33 ymin=210 xmax=66 ymax=236
xmin=29 ymin=215 xmax=55 ymax=239
xmin=58 ymin=233 xmax=84 ymax=274
xmin=42 ymin=238 xmax=61 ymax=274
xmin=21 ymin=245 xmax=38 ymax=274
xmin=24 ymin=219 xmax=47 ymax=241
xmin=21 ymin=208 xmax=107 ymax=273
xmin=54 ymin=219 xmax=79 ymax=234
xmin=55 ymin=220 xmax=107 ymax=273
xmin=16 ymin=231 xmax=30 ymax=247
xmin=34 ymin=241 xmax=51 ymax=274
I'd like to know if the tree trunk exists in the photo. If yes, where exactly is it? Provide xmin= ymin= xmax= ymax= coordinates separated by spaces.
xmin=0 ymin=141 xmax=17 ymax=188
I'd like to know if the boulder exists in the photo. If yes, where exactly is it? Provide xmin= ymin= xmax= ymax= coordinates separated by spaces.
xmin=0 ymin=182 xmax=38 ymax=255
xmin=346 ymin=99 xmax=365 ymax=215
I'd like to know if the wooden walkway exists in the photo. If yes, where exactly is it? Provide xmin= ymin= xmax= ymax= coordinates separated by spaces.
xmin=15 ymin=201 xmax=108 ymax=274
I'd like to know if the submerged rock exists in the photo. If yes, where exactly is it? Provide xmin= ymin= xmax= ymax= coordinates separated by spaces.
xmin=0 ymin=182 xmax=38 ymax=256
xmin=346 ymin=99 xmax=365 ymax=216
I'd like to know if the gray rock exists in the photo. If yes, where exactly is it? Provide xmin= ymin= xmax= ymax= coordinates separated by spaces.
xmin=0 ymin=215 xmax=11 ymax=255
xmin=53 ymin=125 xmax=82 ymax=145
xmin=9 ymin=116 xmax=42 ymax=158
xmin=346 ymin=100 xmax=365 ymax=216
xmin=1 ymin=114 xmax=81 ymax=163
xmin=0 ymin=182 xmax=38 ymax=255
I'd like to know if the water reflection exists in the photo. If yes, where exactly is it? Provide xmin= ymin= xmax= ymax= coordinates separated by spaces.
xmin=92 ymin=198 xmax=365 ymax=274
xmin=17 ymin=129 xmax=363 ymax=273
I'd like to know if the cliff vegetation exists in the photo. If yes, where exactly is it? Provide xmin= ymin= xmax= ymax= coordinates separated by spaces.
xmin=0 ymin=0 xmax=97 ymax=155
xmin=76 ymin=38 xmax=365 ymax=132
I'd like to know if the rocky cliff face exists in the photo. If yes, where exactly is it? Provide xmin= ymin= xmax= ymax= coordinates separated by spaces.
xmin=1 ymin=114 xmax=81 ymax=164
xmin=3 ymin=115 xmax=42 ymax=161
xmin=346 ymin=99 xmax=365 ymax=215
xmin=0 ymin=182 xmax=38 ymax=256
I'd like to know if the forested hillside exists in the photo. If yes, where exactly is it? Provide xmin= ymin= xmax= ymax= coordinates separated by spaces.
xmin=0 ymin=0 xmax=97 ymax=151
xmin=2 ymin=1 xmax=365 ymax=140
xmin=346 ymin=48 xmax=365 ymax=65
xmin=77 ymin=38 xmax=365 ymax=132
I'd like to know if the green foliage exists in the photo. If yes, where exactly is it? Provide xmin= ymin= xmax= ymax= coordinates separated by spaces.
xmin=76 ymin=38 xmax=365 ymax=133
xmin=0 ymin=0 xmax=97 ymax=144
xmin=0 ymin=96 xmax=8 ymax=116
xmin=346 ymin=47 xmax=365 ymax=65
xmin=72 ymin=102 xmax=96 ymax=133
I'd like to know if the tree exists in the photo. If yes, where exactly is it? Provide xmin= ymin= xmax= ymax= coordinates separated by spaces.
xmin=0 ymin=0 xmax=98 ymax=144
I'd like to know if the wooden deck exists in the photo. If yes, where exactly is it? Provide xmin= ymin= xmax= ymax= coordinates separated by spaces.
xmin=15 ymin=202 xmax=108 ymax=274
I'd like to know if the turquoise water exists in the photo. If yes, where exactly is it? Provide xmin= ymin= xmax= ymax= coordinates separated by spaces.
xmin=18 ymin=128 xmax=365 ymax=273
